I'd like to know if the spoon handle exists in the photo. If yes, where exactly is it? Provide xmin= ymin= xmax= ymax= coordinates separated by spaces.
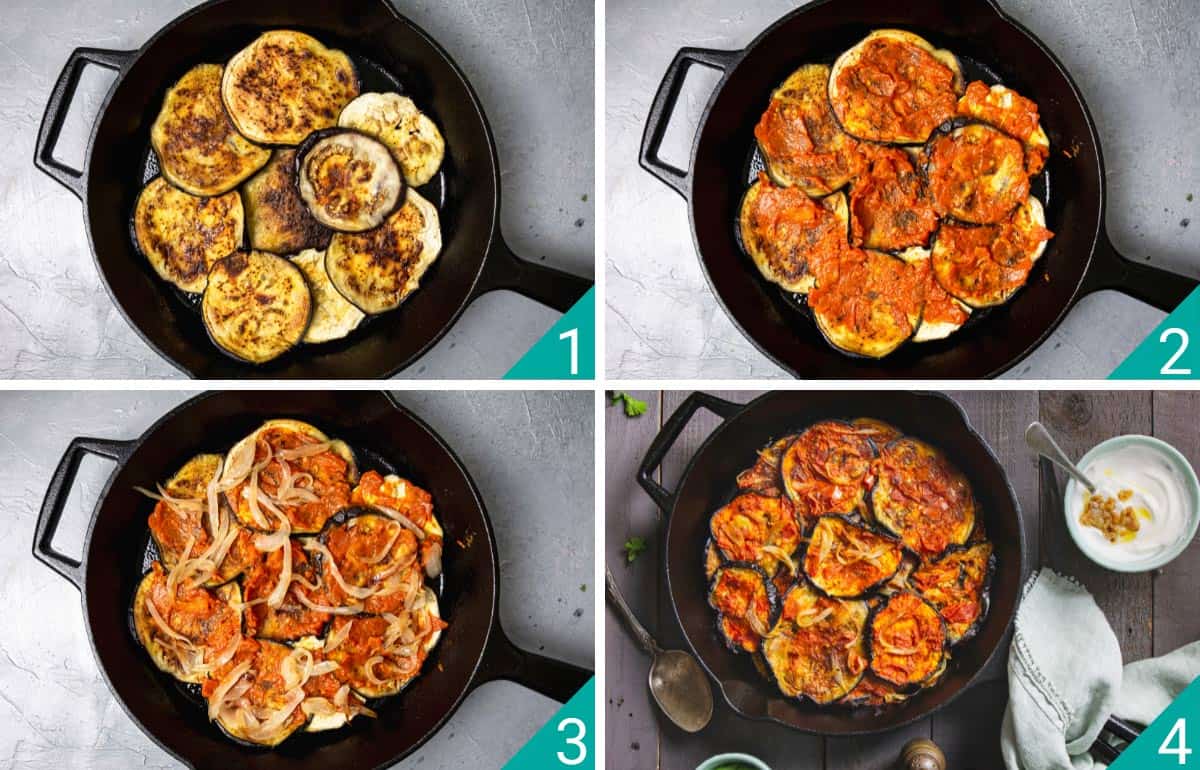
xmin=1025 ymin=421 xmax=1096 ymax=493
xmin=606 ymin=568 xmax=662 ymax=656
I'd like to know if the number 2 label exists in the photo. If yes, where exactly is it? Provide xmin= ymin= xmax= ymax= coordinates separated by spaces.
xmin=1160 ymin=717 xmax=1193 ymax=765
xmin=556 ymin=716 xmax=587 ymax=766
xmin=1160 ymin=328 xmax=1192 ymax=376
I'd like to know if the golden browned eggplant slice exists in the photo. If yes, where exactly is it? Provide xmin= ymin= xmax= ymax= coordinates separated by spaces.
xmin=779 ymin=420 xmax=877 ymax=523
xmin=849 ymin=418 xmax=902 ymax=446
xmin=707 ymin=563 xmax=777 ymax=653
xmin=326 ymin=189 xmax=442 ymax=314
xmin=290 ymin=248 xmax=366 ymax=343
xmin=703 ymin=538 xmax=724 ymax=582
xmin=204 ymin=639 xmax=309 ymax=747
xmin=132 ymin=562 xmax=243 ymax=684
xmin=753 ymin=63 xmax=864 ymax=196
xmin=150 ymin=63 xmax=269 ymax=196
xmin=297 ymin=130 xmax=405 ymax=232
xmin=739 ymin=175 xmax=848 ymax=294
xmin=201 ymin=251 xmax=312 ymax=363
xmin=931 ymin=196 xmax=1053 ymax=308
xmin=868 ymin=591 xmax=947 ymax=687
xmin=241 ymin=149 xmax=332 ymax=254
xmin=762 ymin=584 xmax=869 ymax=704
xmin=338 ymin=92 xmax=446 ymax=187
xmin=871 ymin=437 xmax=975 ymax=560
xmin=243 ymin=540 xmax=331 ymax=641
xmin=803 ymin=516 xmax=903 ymax=598
xmin=848 ymin=145 xmax=938 ymax=252
xmin=735 ymin=435 xmax=795 ymax=496
xmin=221 ymin=30 xmax=360 ymax=145
xmin=957 ymin=81 xmax=1050 ymax=175
xmin=709 ymin=492 xmax=802 ymax=577
xmin=809 ymin=247 xmax=925 ymax=359
xmin=134 ymin=177 xmax=243 ymax=293
xmin=926 ymin=123 xmax=1029 ymax=224
xmin=911 ymin=541 xmax=994 ymax=644
xmin=829 ymin=29 xmax=964 ymax=144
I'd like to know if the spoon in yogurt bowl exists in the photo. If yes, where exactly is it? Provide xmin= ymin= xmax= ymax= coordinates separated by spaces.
xmin=1025 ymin=422 xmax=1096 ymax=493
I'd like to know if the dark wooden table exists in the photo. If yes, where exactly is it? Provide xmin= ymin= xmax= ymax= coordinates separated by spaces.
xmin=605 ymin=390 xmax=1200 ymax=769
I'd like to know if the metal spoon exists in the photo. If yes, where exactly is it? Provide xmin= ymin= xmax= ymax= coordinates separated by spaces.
xmin=605 ymin=568 xmax=713 ymax=732
xmin=1025 ymin=421 xmax=1096 ymax=492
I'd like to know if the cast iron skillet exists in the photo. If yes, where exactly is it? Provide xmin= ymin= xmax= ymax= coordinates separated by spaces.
xmin=639 ymin=0 xmax=1198 ymax=379
xmin=635 ymin=391 xmax=1025 ymax=735
xmin=31 ymin=391 xmax=590 ymax=769
xmin=34 ymin=0 xmax=591 ymax=379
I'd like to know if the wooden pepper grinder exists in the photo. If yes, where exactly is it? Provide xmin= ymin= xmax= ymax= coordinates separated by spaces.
xmin=900 ymin=738 xmax=947 ymax=770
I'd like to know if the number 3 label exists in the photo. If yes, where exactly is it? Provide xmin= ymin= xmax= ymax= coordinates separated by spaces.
xmin=1160 ymin=328 xmax=1193 ymax=376
xmin=1160 ymin=717 xmax=1193 ymax=765
xmin=556 ymin=716 xmax=587 ymax=766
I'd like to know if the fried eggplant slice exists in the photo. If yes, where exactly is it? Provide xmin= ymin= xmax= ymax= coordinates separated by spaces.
xmin=311 ymin=512 xmax=424 ymax=615
xmin=704 ymin=538 xmax=724 ymax=582
xmin=809 ymin=247 xmax=925 ymax=358
xmin=351 ymin=470 xmax=443 ymax=578
xmin=323 ymin=589 xmax=447 ymax=698
xmin=762 ymin=584 xmax=869 ymax=704
xmin=871 ymin=437 xmax=975 ymax=560
xmin=849 ymin=145 xmax=938 ymax=252
xmin=298 ymin=130 xmax=404 ymax=232
xmin=291 ymin=248 xmax=366 ymax=343
xmin=296 ymin=641 xmax=376 ymax=731
xmin=739 ymin=175 xmax=848 ymax=294
xmin=147 ymin=453 xmax=257 ymax=586
xmin=868 ymin=591 xmax=946 ymax=687
xmin=840 ymin=672 xmax=912 ymax=707
xmin=134 ymin=177 xmax=243 ymax=294
xmin=911 ymin=542 xmax=994 ymax=644
xmin=849 ymin=418 xmax=902 ymax=446
xmin=241 ymin=149 xmax=332 ymax=254
xmin=908 ymin=248 xmax=972 ymax=341
xmin=338 ymin=92 xmax=446 ymax=187
xmin=202 ymin=251 xmax=311 ymax=363
xmin=221 ymin=30 xmax=360 ymax=145
xmin=709 ymin=492 xmax=802 ymax=577
xmin=829 ymin=29 xmax=964 ymax=144
xmin=780 ymin=421 xmax=877 ymax=523
xmin=735 ymin=435 xmax=795 ymax=496
xmin=133 ymin=561 xmax=243 ymax=684
xmin=754 ymin=63 xmax=864 ymax=196
xmin=708 ymin=563 xmax=777 ymax=653
xmin=224 ymin=421 xmax=353 ymax=535
xmin=203 ymin=639 xmax=309 ymax=747
xmin=326 ymin=189 xmax=442 ymax=314
xmin=931 ymin=196 xmax=1053 ymax=308
xmin=957 ymin=81 xmax=1050 ymax=175
xmin=243 ymin=540 xmax=331 ymax=641
xmin=150 ymin=63 xmax=269 ymax=196
xmin=926 ymin=123 xmax=1029 ymax=225
xmin=803 ymin=516 xmax=903 ymax=598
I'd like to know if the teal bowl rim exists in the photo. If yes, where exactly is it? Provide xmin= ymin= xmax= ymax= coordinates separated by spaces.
xmin=695 ymin=752 xmax=771 ymax=770
xmin=1063 ymin=434 xmax=1200 ymax=573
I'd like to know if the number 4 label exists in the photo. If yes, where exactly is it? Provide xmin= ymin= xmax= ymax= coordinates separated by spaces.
xmin=556 ymin=716 xmax=587 ymax=766
xmin=1160 ymin=328 xmax=1192 ymax=376
xmin=1160 ymin=718 xmax=1193 ymax=765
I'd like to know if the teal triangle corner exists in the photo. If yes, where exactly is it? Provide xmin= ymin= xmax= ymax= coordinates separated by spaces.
xmin=1110 ymin=286 xmax=1200 ymax=379
xmin=502 ymin=677 xmax=595 ymax=769
xmin=1109 ymin=676 xmax=1200 ymax=768
xmin=504 ymin=288 xmax=595 ymax=379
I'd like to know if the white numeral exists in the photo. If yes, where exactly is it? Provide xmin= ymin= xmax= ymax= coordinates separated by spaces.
xmin=556 ymin=716 xmax=587 ymax=766
xmin=559 ymin=327 xmax=579 ymax=376
xmin=1160 ymin=717 xmax=1192 ymax=765
xmin=1161 ymin=327 xmax=1192 ymax=375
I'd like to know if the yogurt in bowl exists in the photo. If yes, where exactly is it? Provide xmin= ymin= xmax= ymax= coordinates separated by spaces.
xmin=1064 ymin=435 xmax=1200 ymax=572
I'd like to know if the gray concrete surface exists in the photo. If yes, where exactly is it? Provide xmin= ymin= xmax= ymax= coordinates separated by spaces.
xmin=605 ymin=0 xmax=1200 ymax=379
xmin=0 ymin=390 xmax=594 ymax=769
xmin=0 ymin=0 xmax=593 ymax=379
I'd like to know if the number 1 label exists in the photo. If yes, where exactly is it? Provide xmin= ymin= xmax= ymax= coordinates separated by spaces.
xmin=559 ymin=327 xmax=579 ymax=376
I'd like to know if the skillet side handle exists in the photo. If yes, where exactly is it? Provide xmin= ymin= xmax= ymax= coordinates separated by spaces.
xmin=639 ymin=47 xmax=737 ymax=198
xmin=32 ymin=437 xmax=133 ymax=590
xmin=1081 ymin=233 xmax=1199 ymax=312
xmin=474 ymin=623 xmax=592 ymax=703
xmin=34 ymin=47 xmax=132 ymax=200
xmin=636 ymin=391 xmax=743 ymax=511
xmin=474 ymin=234 xmax=593 ymax=313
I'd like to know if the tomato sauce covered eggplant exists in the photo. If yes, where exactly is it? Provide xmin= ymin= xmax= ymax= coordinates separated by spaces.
xmin=868 ymin=591 xmax=947 ymax=687
xmin=322 ymin=592 xmax=447 ymax=698
xmin=310 ymin=511 xmax=426 ymax=615
xmin=808 ymin=247 xmax=926 ymax=358
xmin=243 ymin=540 xmax=332 ymax=641
xmin=735 ymin=435 xmax=794 ymax=496
xmin=849 ymin=145 xmax=938 ymax=252
xmin=709 ymin=492 xmax=802 ymax=577
xmin=926 ymin=123 xmax=1030 ymax=225
xmin=739 ymin=175 xmax=849 ymax=295
xmin=911 ymin=542 xmax=994 ymax=644
xmin=871 ymin=437 xmax=976 ymax=560
xmin=779 ymin=420 xmax=877 ymax=523
xmin=707 ymin=564 xmax=778 ymax=653
xmin=803 ymin=516 xmax=903 ymax=598
xmin=957 ymin=81 xmax=1050 ymax=176
xmin=761 ymin=584 xmax=869 ymax=704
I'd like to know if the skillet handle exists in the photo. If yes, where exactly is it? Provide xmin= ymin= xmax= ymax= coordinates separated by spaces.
xmin=640 ymin=47 xmax=738 ymax=197
xmin=1081 ymin=232 xmax=1199 ymax=311
xmin=34 ymin=47 xmax=132 ymax=200
xmin=32 ymin=436 xmax=133 ymax=590
xmin=637 ymin=391 xmax=743 ymax=511
xmin=474 ymin=234 xmax=593 ymax=313
xmin=474 ymin=622 xmax=592 ymax=703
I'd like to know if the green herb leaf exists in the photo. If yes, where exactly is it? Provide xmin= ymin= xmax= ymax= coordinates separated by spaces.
xmin=610 ymin=392 xmax=648 ymax=417
xmin=623 ymin=536 xmax=648 ymax=563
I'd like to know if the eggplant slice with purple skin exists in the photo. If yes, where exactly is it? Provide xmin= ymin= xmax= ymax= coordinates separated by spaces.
xmin=297 ymin=129 xmax=405 ymax=233
xmin=802 ymin=515 xmax=903 ymax=599
xmin=241 ymin=149 xmax=332 ymax=255
xmin=870 ymin=437 xmax=976 ymax=560
xmin=779 ymin=420 xmax=877 ymax=523
xmin=761 ymin=583 xmax=869 ymax=704
xmin=709 ymin=492 xmax=803 ymax=577
xmin=707 ymin=563 xmax=778 ymax=654
xmin=910 ymin=541 xmax=994 ymax=644
xmin=867 ymin=591 xmax=947 ymax=688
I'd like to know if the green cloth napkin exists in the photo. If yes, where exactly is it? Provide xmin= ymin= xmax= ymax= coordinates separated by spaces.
xmin=1001 ymin=568 xmax=1200 ymax=769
